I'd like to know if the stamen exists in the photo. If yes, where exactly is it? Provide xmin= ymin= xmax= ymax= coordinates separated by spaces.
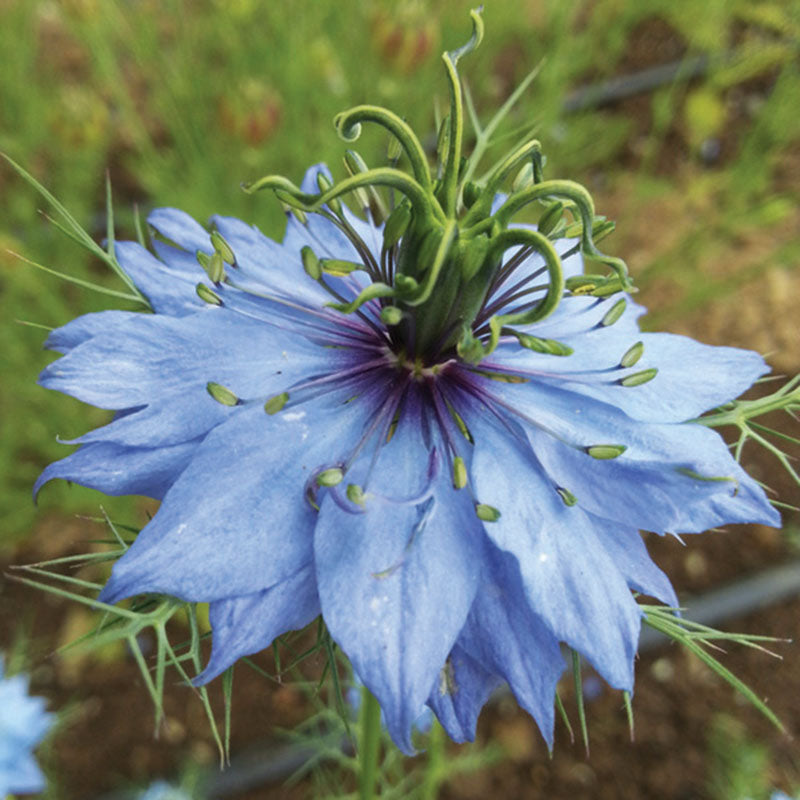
xmin=196 ymin=283 xmax=222 ymax=305
xmin=585 ymin=444 xmax=627 ymax=459
xmin=619 ymin=368 xmax=658 ymax=387
xmin=619 ymin=341 xmax=644 ymax=368
xmin=475 ymin=502 xmax=501 ymax=522
xmin=557 ymin=487 xmax=578 ymax=506
xmin=206 ymin=382 xmax=240 ymax=407
xmin=264 ymin=392 xmax=289 ymax=415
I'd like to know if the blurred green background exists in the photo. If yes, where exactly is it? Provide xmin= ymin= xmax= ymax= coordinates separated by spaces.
xmin=1 ymin=1 xmax=800 ymax=797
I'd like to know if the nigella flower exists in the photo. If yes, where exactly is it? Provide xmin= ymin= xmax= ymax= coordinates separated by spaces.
xmin=36 ymin=13 xmax=779 ymax=754
xmin=0 ymin=657 xmax=53 ymax=795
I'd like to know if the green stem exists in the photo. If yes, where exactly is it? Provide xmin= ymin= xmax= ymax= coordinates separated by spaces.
xmin=421 ymin=720 xmax=445 ymax=800
xmin=359 ymin=687 xmax=383 ymax=800
xmin=335 ymin=106 xmax=433 ymax=193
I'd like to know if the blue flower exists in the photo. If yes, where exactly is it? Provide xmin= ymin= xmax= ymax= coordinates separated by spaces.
xmin=33 ymin=14 xmax=779 ymax=755
xmin=35 ymin=161 xmax=779 ymax=753
xmin=0 ymin=657 xmax=53 ymax=795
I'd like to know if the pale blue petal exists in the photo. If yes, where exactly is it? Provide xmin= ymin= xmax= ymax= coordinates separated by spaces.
xmin=468 ymin=409 xmax=641 ymax=690
xmin=456 ymin=544 xmax=565 ymax=745
xmin=210 ymin=214 xmax=332 ymax=306
xmin=195 ymin=564 xmax=320 ymax=684
xmin=588 ymin=332 xmax=770 ymax=422
xmin=99 ymin=384 xmax=387 ymax=604
xmin=283 ymin=165 xmax=365 ymax=262
xmin=34 ymin=438 xmax=199 ymax=501
xmin=315 ymin=396 xmax=482 ymax=753
xmin=151 ymin=239 xmax=208 ymax=276
xmin=41 ymin=308 xmax=359 ymax=445
xmin=427 ymin=644 xmax=501 ymax=744
xmin=115 ymin=241 xmax=207 ymax=316
xmin=44 ymin=310 xmax=135 ymax=354
xmin=479 ymin=377 xmax=779 ymax=532
xmin=491 ymin=326 xmax=770 ymax=424
xmin=597 ymin=528 xmax=678 ymax=606
xmin=148 ymin=207 xmax=213 ymax=254
xmin=2 ymin=754 xmax=46 ymax=795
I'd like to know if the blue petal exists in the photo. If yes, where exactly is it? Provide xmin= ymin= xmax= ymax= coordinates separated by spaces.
xmin=314 ymin=395 xmax=482 ymax=754
xmin=467 ymin=408 xmax=641 ymax=690
xmin=426 ymin=644 xmax=501 ymax=744
xmin=115 ymin=241 xmax=207 ymax=316
xmin=595 ymin=528 xmax=678 ymax=606
xmin=34 ymin=438 xmax=199 ymax=501
xmin=5 ymin=754 xmax=46 ymax=795
xmin=590 ymin=332 xmax=771 ymax=422
xmin=283 ymin=165 xmax=367 ymax=263
xmin=41 ymin=308 xmax=360 ymax=445
xmin=148 ymin=207 xmax=213 ymax=254
xmin=209 ymin=214 xmax=333 ymax=306
xmin=490 ymin=320 xmax=770 ymax=423
xmin=98 ymin=384 xmax=387 ymax=604
xmin=477 ymin=377 xmax=779 ymax=532
xmin=151 ymin=239 xmax=209 ymax=277
xmin=455 ymin=543 xmax=565 ymax=746
xmin=43 ymin=310 xmax=135 ymax=354
xmin=194 ymin=564 xmax=320 ymax=684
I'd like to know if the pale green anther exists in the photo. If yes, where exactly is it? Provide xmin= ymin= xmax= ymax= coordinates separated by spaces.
xmin=436 ymin=114 xmax=451 ymax=168
xmin=512 ymin=162 xmax=534 ymax=193
xmin=196 ymin=283 xmax=222 ymax=305
xmin=344 ymin=149 xmax=370 ymax=175
xmin=342 ymin=151 xmax=372 ymax=208
xmin=347 ymin=483 xmax=366 ymax=506
xmin=206 ymin=381 xmax=239 ymax=406
xmin=452 ymin=456 xmax=467 ymax=489
xmin=446 ymin=400 xmax=474 ymax=444
xmin=566 ymin=273 xmax=607 ymax=295
xmin=210 ymin=230 xmax=236 ymax=265
xmin=676 ymin=468 xmax=739 ymax=493
xmin=563 ymin=215 xmax=614 ymax=241
xmin=538 ymin=201 xmax=565 ymax=237
xmin=317 ymin=468 xmax=344 ymax=487
xmin=382 ymin=203 xmax=411 ymax=248
xmin=557 ymin=487 xmax=578 ymax=506
xmin=196 ymin=250 xmax=211 ymax=270
xmin=514 ymin=332 xmax=573 ymax=357
xmin=290 ymin=206 xmax=308 ymax=225
xmin=387 ymin=135 xmax=403 ymax=164
xmin=316 ymin=172 xmax=342 ymax=215
xmin=203 ymin=250 xmax=225 ymax=283
xmin=475 ymin=503 xmax=501 ymax=522
xmin=620 ymin=367 xmax=658 ymax=387
xmin=321 ymin=259 xmax=361 ymax=276
xmin=620 ymin=341 xmax=644 ymax=368
xmin=380 ymin=306 xmax=404 ymax=325
xmin=600 ymin=298 xmax=627 ymax=327
xmin=459 ymin=233 xmax=490 ymax=281
xmin=264 ymin=391 xmax=289 ymax=415
xmin=585 ymin=444 xmax=627 ymax=460
xmin=301 ymin=246 xmax=322 ymax=280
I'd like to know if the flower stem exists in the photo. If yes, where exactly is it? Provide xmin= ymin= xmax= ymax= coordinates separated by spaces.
xmin=358 ymin=686 xmax=383 ymax=800
xmin=421 ymin=720 xmax=445 ymax=800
